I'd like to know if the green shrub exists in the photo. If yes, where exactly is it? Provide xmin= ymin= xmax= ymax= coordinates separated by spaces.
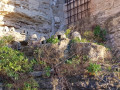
xmin=94 ymin=26 xmax=107 ymax=41
xmin=65 ymin=29 xmax=71 ymax=38
xmin=0 ymin=46 xmax=35 ymax=80
xmin=83 ymin=31 xmax=94 ymax=38
xmin=87 ymin=63 xmax=101 ymax=73
xmin=65 ymin=56 xmax=81 ymax=65
xmin=46 ymin=35 xmax=59 ymax=44
xmin=44 ymin=66 xmax=51 ymax=77
xmin=23 ymin=78 xmax=39 ymax=90
xmin=0 ymin=35 xmax=14 ymax=47
xmin=0 ymin=46 xmax=38 ymax=89
xmin=83 ymin=55 xmax=89 ymax=62
xmin=71 ymin=37 xmax=90 ymax=43
xmin=71 ymin=37 xmax=81 ymax=43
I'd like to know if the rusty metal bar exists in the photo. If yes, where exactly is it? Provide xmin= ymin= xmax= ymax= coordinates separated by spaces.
xmin=65 ymin=0 xmax=90 ymax=26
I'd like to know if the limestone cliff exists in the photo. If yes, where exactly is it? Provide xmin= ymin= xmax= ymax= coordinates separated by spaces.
xmin=0 ymin=0 xmax=65 ymax=39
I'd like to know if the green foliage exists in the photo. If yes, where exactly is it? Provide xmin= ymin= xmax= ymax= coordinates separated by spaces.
xmin=71 ymin=37 xmax=90 ymax=43
xmin=6 ymin=83 xmax=13 ymax=89
xmin=87 ymin=63 xmax=101 ymax=73
xmin=66 ymin=59 xmax=73 ymax=64
xmin=44 ymin=66 xmax=51 ymax=77
xmin=107 ymin=66 xmax=112 ymax=72
xmin=46 ymin=35 xmax=59 ymax=44
xmin=65 ymin=29 xmax=71 ymax=38
xmin=83 ymin=31 xmax=94 ymax=38
xmin=94 ymin=26 xmax=107 ymax=41
xmin=65 ymin=56 xmax=81 ymax=65
xmin=71 ymin=37 xmax=81 ymax=43
xmin=83 ymin=55 xmax=89 ymax=62
xmin=0 ymin=35 xmax=14 ymax=47
xmin=0 ymin=46 xmax=35 ymax=80
xmin=23 ymin=78 xmax=38 ymax=90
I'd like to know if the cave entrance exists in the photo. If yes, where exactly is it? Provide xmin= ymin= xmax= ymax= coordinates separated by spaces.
xmin=57 ymin=35 xmax=61 ymax=40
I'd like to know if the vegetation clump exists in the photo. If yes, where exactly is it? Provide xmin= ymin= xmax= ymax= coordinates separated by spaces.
xmin=0 ymin=36 xmax=39 ymax=89
xmin=46 ymin=35 xmax=59 ymax=44
xmin=65 ymin=29 xmax=71 ymax=38
xmin=87 ymin=63 xmax=101 ymax=74
xmin=71 ymin=37 xmax=90 ymax=43
xmin=0 ymin=46 xmax=34 ymax=80
xmin=0 ymin=35 xmax=14 ymax=47
xmin=94 ymin=25 xmax=107 ymax=42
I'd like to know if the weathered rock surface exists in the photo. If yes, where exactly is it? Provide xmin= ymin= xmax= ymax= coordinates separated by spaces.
xmin=71 ymin=31 xmax=81 ymax=40
xmin=0 ymin=0 xmax=65 ymax=39
xmin=54 ymin=30 xmax=66 ymax=40
xmin=70 ymin=43 xmax=112 ymax=61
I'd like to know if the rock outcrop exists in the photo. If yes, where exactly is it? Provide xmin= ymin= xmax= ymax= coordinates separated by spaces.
xmin=70 ymin=43 xmax=112 ymax=62
xmin=0 ymin=0 xmax=65 ymax=39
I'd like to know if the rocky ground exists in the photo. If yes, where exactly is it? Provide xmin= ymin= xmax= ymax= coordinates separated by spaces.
xmin=0 ymin=30 xmax=119 ymax=90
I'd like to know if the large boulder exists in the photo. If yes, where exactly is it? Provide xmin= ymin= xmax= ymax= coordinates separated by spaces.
xmin=71 ymin=31 xmax=81 ymax=40
xmin=58 ymin=38 xmax=70 ymax=50
xmin=70 ymin=43 xmax=112 ymax=61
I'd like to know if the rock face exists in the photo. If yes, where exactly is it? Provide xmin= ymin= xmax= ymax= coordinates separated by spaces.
xmin=70 ymin=43 xmax=112 ymax=61
xmin=0 ymin=0 xmax=65 ymax=39
xmin=63 ymin=0 xmax=120 ymax=59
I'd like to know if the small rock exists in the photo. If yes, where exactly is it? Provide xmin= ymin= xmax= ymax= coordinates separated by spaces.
xmin=30 ymin=34 xmax=38 ymax=40
xmin=39 ymin=36 xmax=46 ymax=44
xmin=58 ymin=38 xmax=70 ymax=50
xmin=10 ymin=27 xmax=15 ymax=32
xmin=54 ymin=16 xmax=60 ymax=23
xmin=54 ymin=30 xmax=66 ymax=40
xmin=71 ymin=31 xmax=81 ymax=40
xmin=3 ymin=26 xmax=9 ymax=32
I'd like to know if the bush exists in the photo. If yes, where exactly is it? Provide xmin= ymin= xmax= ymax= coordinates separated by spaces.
xmin=0 ymin=46 xmax=35 ymax=80
xmin=46 ymin=35 xmax=59 ymax=44
xmin=65 ymin=56 xmax=81 ymax=65
xmin=94 ymin=26 xmax=107 ymax=41
xmin=87 ymin=63 xmax=101 ymax=73
xmin=71 ymin=37 xmax=90 ymax=43
xmin=0 ymin=46 xmax=38 ymax=89
xmin=0 ymin=35 xmax=14 ymax=47
xmin=23 ymin=78 xmax=39 ymax=90
xmin=65 ymin=29 xmax=71 ymax=38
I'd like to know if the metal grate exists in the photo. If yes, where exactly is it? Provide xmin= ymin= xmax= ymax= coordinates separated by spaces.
xmin=65 ymin=0 xmax=90 ymax=25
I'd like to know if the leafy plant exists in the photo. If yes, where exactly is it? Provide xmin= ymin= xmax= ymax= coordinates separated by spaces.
xmin=44 ymin=66 xmax=51 ymax=77
xmin=65 ymin=56 xmax=81 ymax=65
xmin=66 ymin=59 xmax=73 ymax=64
xmin=71 ymin=37 xmax=81 ymax=43
xmin=87 ymin=63 xmax=101 ymax=73
xmin=0 ymin=46 xmax=35 ymax=80
xmin=94 ymin=26 xmax=107 ymax=41
xmin=83 ymin=55 xmax=89 ymax=62
xmin=6 ymin=83 xmax=13 ymax=89
xmin=71 ymin=37 xmax=90 ymax=43
xmin=23 ymin=78 xmax=38 ymax=90
xmin=83 ymin=31 xmax=94 ymax=39
xmin=65 ymin=29 xmax=71 ymax=38
xmin=0 ymin=35 xmax=14 ymax=47
xmin=46 ymin=35 xmax=59 ymax=44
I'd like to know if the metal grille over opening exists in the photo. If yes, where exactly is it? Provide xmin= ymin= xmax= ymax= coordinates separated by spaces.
xmin=65 ymin=0 xmax=90 ymax=25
